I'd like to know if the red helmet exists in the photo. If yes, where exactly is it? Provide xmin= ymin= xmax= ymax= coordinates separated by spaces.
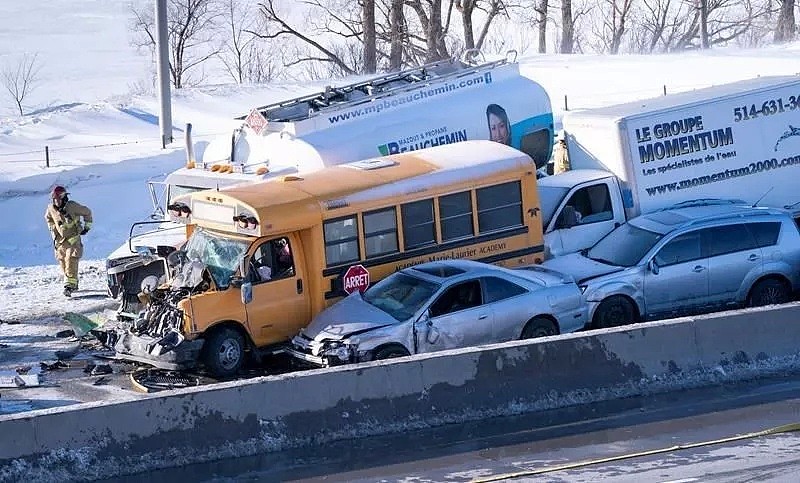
xmin=51 ymin=185 xmax=68 ymax=204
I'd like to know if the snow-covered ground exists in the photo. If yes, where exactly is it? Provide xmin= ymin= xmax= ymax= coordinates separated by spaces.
xmin=1 ymin=2 xmax=800 ymax=411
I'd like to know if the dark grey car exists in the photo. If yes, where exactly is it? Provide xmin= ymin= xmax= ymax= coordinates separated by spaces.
xmin=287 ymin=259 xmax=587 ymax=367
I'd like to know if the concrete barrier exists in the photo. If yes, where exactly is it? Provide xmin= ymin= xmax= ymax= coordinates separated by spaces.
xmin=3 ymin=302 xmax=800 ymax=482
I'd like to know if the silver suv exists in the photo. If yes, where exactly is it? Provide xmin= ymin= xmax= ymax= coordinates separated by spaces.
xmin=542 ymin=203 xmax=800 ymax=328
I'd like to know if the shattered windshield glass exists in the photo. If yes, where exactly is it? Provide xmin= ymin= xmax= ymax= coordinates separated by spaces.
xmin=182 ymin=228 xmax=250 ymax=288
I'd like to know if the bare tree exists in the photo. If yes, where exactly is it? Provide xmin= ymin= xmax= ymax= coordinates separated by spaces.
xmin=253 ymin=0 xmax=360 ymax=77
xmin=560 ymin=0 xmax=576 ymax=53
xmin=775 ymin=0 xmax=796 ymax=42
xmin=456 ymin=1 xmax=507 ymax=52
xmin=533 ymin=0 xmax=550 ymax=53
xmin=1 ymin=53 xmax=41 ymax=116
xmin=219 ymin=0 xmax=271 ymax=83
xmin=364 ymin=0 xmax=378 ymax=73
xmin=406 ymin=0 xmax=453 ymax=62
xmin=388 ymin=0 xmax=406 ymax=69
xmin=131 ymin=0 xmax=224 ymax=88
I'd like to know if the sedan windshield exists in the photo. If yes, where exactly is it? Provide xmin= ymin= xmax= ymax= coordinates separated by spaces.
xmin=182 ymin=228 xmax=250 ymax=288
xmin=363 ymin=272 xmax=441 ymax=321
xmin=587 ymin=222 xmax=663 ymax=267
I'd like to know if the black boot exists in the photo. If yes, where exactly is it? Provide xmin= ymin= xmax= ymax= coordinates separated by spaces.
xmin=63 ymin=285 xmax=75 ymax=297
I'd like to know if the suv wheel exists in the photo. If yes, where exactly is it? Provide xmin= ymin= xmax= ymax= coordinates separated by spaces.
xmin=593 ymin=296 xmax=636 ymax=329
xmin=748 ymin=279 xmax=790 ymax=307
xmin=520 ymin=317 xmax=558 ymax=339
xmin=202 ymin=327 xmax=246 ymax=378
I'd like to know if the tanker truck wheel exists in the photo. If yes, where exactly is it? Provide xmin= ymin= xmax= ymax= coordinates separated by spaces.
xmin=202 ymin=327 xmax=246 ymax=378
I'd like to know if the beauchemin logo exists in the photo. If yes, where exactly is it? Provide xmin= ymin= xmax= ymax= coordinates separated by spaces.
xmin=378 ymin=129 xmax=468 ymax=155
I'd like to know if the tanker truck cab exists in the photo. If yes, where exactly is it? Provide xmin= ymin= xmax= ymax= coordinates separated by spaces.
xmin=103 ymin=140 xmax=545 ymax=377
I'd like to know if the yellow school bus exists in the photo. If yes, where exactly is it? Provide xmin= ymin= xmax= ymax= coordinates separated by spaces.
xmin=132 ymin=140 xmax=544 ymax=376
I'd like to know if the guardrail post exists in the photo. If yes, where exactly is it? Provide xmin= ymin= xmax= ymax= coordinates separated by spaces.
xmin=45 ymin=146 xmax=50 ymax=168
xmin=564 ymin=94 xmax=569 ymax=111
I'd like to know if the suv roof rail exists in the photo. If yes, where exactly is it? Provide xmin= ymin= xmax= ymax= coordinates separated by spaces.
xmin=681 ymin=205 xmax=784 ymax=228
xmin=659 ymin=198 xmax=747 ymax=211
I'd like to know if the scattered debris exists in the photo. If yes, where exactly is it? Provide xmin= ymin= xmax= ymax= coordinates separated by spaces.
xmin=0 ymin=374 xmax=39 ymax=388
xmin=92 ymin=376 xmax=110 ymax=386
xmin=54 ymin=342 xmax=81 ymax=360
xmin=40 ymin=360 xmax=70 ymax=371
xmin=0 ymin=343 xmax=8 ymax=348
xmin=63 ymin=312 xmax=104 ymax=337
xmin=55 ymin=329 xmax=76 ymax=338
xmin=90 ymin=364 xmax=113 ymax=376
xmin=15 ymin=366 xmax=31 ymax=375
xmin=130 ymin=369 xmax=200 ymax=393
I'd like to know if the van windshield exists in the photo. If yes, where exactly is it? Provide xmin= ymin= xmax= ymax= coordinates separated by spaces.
xmin=586 ymin=222 xmax=663 ymax=267
xmin=182 ymin=228 xmax=250 ymax=288
xmin=539 ymin=185 xmax=570 ymax=227
xmin=363 ymin=272 xmax=441 ymax=321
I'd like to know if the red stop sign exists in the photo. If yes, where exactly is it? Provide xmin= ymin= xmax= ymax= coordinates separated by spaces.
xmin=343 ymin=264 xmax=370 ymax=294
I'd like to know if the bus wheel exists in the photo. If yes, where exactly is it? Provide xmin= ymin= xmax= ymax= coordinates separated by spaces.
xmin=202 ymin=327 xmax=246 ymax=378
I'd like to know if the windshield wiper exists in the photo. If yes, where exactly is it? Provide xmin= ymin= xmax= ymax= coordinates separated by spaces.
xmin=587 ymin=256 xmax=618 ymax=266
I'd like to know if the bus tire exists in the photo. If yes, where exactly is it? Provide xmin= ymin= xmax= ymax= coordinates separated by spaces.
xmin=202 ymin=327 xmax=246 ymax=378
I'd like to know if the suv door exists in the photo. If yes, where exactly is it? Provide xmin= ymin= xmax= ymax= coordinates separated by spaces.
xmin=643 ymin=229 xmax=708 ymax=318
xmin=706 ymin=223 xmax=762 ymax=307
xmin=418 ymin=279 xmax=492 ymax=353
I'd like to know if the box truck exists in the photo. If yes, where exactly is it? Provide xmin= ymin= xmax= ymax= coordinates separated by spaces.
xmin=106 ymin=51 xmax=555 ymax=317
xmin=541 ymin=75 xmax=800 ymax=258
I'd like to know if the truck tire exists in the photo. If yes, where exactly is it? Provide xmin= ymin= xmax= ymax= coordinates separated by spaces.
xmin=747 ymin=278 xmax=790 ymax=307
xmin=593 ymin=296 xmax=636 ymax=329
xmin=520 ymin=317 xmax=558 ymax=339
xmin=373 ymin=345 xmax=410 ymax=361
xmin=202 ymin=327 xmax=246 ymax=378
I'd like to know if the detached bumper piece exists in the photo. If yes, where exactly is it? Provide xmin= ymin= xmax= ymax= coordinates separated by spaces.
xmin=283 ymin=346 xmax=327 ymax=367
xmin=99 ymin=329 xmax=203 ymax=371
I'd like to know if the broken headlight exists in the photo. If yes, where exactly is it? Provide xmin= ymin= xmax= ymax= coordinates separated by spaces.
xmin=321 ymin=341 xmax=355 ymax=363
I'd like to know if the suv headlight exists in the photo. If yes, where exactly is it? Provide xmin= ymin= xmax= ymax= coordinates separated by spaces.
xmin=322 ymin=341 xmax=354 ymax=362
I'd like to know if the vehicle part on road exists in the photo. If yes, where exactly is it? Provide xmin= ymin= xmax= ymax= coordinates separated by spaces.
xmin=129 ymin=368 xmax=201 ymax=393
xmin=202 ymin=327 xmax=246 ymax=378
xmin=748 ymin=278 xmax=791 ymax=307
xmin=472 ymin=422 xmax=800 ymax=482
xmin=593 ymin=296 xmax=636 ymax=329
xmin=520 ymin=317 xmax=558 ymax=339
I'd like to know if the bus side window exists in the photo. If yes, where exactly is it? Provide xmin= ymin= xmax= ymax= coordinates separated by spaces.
xmin=324 ymin=216 xmax=360 ymax=266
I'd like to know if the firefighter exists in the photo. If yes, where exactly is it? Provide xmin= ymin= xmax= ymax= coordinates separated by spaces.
xmin=553 ymin=130 xmax=571 ymax=175
xmin=45 ymin=185 xmax=93 ymax=297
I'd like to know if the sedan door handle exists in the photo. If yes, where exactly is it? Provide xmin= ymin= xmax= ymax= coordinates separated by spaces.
xmin=748 ymin=254 xmax=760 ymax=261
xmin=693 ymin=265 xmax=705 ymax=273
xmin=478 ymin=314 xmax=488 ymax=320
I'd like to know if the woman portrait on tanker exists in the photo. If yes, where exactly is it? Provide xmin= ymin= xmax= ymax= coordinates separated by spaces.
xmin=486 ymin=103 xmax=511 ymax=145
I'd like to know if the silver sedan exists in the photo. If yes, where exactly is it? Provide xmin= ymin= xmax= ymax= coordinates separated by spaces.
xmin=287 ymin=259 xmax=588 ymax=367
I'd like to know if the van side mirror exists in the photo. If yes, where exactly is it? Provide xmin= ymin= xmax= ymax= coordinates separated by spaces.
xmin=648 ymin=259 xmax=660 ymax=275
xmin=557 ymin=205 xmax=579 ymax=229
xmin=241 ymin=281 xmax=253 ymax=304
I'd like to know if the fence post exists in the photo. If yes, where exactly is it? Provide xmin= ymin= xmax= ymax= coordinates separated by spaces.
xmin=45 ymin=146 xmax=50 ymax=168
xmin=564 ymin=94 xmax=569 ymax=111
xmin=663 ymin=85 xmax=667 ymax=96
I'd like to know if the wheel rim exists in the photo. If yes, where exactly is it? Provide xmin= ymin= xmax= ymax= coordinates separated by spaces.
xmin=217 ymin=338 xmax=242 ymax=370
xmin=529 ymin=325 xmax=555 ymax=338
xmin=758 ymin=285 xmax=786 ymax=305
xmin=602 ymin=302 xmax=628 ymax=327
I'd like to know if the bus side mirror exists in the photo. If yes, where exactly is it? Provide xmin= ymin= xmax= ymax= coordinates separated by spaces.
xmin=241 ymin=281 xmax=253 ymax=304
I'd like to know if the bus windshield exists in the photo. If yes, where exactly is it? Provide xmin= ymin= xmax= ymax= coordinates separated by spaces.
xmin=182 ymin=228 xmax=250 ymax=288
